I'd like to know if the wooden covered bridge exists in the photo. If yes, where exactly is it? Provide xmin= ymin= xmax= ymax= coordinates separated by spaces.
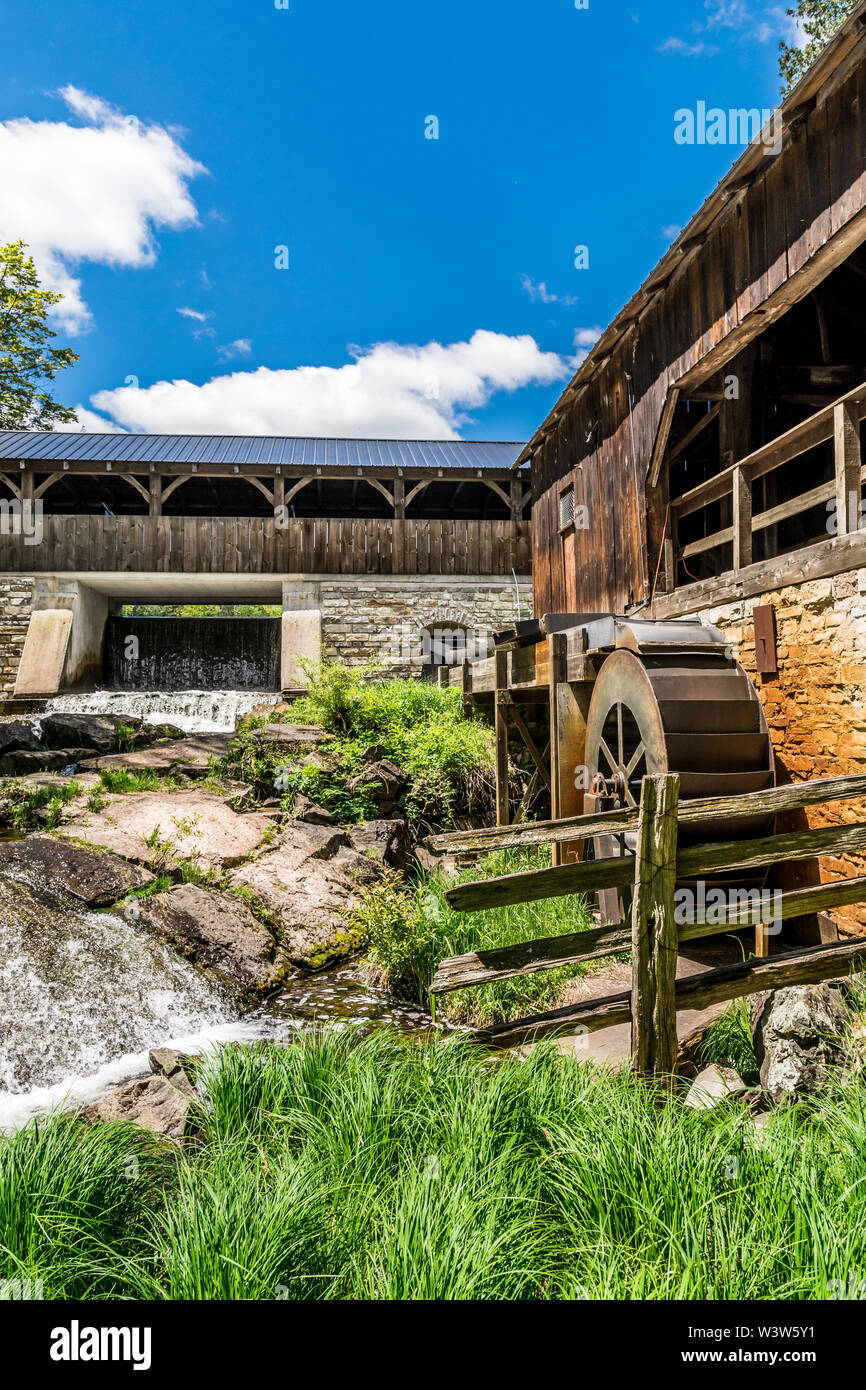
xmin=0 ymin=436 xmax=531 ymax=695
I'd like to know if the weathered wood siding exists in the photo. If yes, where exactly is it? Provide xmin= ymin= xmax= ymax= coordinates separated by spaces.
xmin=0 ymin=515 xmax=531 ymax=576
xmin=532 ymin=32 xmax=866 ymax=616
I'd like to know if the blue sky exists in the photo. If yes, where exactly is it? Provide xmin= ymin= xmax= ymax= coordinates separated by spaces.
xmin=0 ymin=0 xmax=800 ymax=441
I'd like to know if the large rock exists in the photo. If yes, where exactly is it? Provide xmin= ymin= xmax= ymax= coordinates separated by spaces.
xmin=348 ymin=818 xmax=411 ymax=869
xmin=228 ymin=818 xmax=380 ymax=969
xmin=0 ymin=833 xmax=153 ymax=905
xmin=751 ymin=983 xmax=851 ymax=1103
xmin=253 ymin=724 xmax=330 ymax=755
xmin=346 ymin=759 xmax=408 ymax=814
xmin=39 ymin=713 xmax=143 ymax=753
xmin=79 ymin=734 xmax=232 ymax=776
xmin=0 ymin=748 xmax=93 ymax=777
xmin=128 ymin=883 xmax=287 ymax=998
xmin=57 ymin=789 xmax=277 ymax=872
xmin=0 ymin=721 xmax=40 ymax=756
xmin=81 ymin=1050 xmax=199 ymax=1140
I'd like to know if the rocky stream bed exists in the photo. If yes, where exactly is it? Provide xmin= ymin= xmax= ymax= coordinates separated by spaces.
xmin=0 ymin=706 xmax=452 ymax=1130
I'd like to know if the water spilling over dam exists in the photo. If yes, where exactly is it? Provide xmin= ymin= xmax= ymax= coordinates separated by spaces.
xmin=45 ymin=689 xmax=280 ymax=734
xmin=104 ymin=616 xmax=281 ymax=692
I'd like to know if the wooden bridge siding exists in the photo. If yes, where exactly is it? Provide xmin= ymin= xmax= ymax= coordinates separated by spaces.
xmin=0 ymin=515 xmax=531 ymax=576
xmin=531 ymin=37 xmax=866 ymax=617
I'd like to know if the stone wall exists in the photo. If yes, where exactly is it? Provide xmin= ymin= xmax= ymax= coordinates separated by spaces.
xmin=0 ymin=576 xmax=34 ymax=694
xmin=697 ymin=569 xmax=866 ymax=936
xmin=313 ymin=575 xmax=533 ymax=675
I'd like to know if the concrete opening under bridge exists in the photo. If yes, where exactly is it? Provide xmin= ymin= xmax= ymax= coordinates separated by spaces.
xmin=5 ymin=570 xmax=531 ymax=698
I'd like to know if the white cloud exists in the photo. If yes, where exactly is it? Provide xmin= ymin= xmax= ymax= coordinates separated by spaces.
xmin=54 ymin=405 xmax=126 ymax=433
xmin=216 ymin=338 xmax=253 ymax=363
xmin=177 ymin=306 xmax=209 ymax=322
xmin=87 ymin=330 xmax=570 ymax=438
xmin=657 ymin=36 xmax=719 ymax=56
xmin=569 ymin=326 xmax=602 ymax=370
xmin=0 ymin=86 xmax=206 ymax=334
xmin=573 ymin=327 xmax=602 ymax=349
xmin=519 ymin=273 xmax=577 ymax=306
xmin=661 ymin=223 xmax=683 ymax=241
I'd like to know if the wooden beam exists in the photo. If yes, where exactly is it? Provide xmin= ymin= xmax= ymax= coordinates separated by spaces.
xmin=445 ymin=819 xmax=866 ymax=914
xmin=32 ymin=472 xmax=63 ymax=501
xmin=160 ymin=475 xmax=190 ymax=505
xmin=732 ymin=464 xmax=752 ymax=571
xmin=247 ymin=476 xmax=275 ymax=506
xmin=548 ymin=631 xmax=589 ymax=866
xmin=678 ymin=873 xmax=866 ymax=940
xmin=630 ymin=775 xmax=680 ymax=1077
xmin=651 ymin=529 xmax=866 ymax=620
xmin=834 ymin=399 xmax=862 ymax=535
xmin=430 ymin=771 xmax=866 ymax=857
xmin=648 ymin=385 xmax=681 ymax=489
xmin=665 ymin=402 xmax=721 ymax=466
xmin=470 ymin=935 xmax=866 ymax=1049
xmin=429 ymin=920 xmax=631 ymax=995
xmin=502 ymin=693 xmax=551 ymax=790
xmin=404 ymin=480 xmax=430 ymax=508
xmin=285 ymin=476 xmax=314 ymax=506
xmin=494 ymin=650 xmax=509 ymax=827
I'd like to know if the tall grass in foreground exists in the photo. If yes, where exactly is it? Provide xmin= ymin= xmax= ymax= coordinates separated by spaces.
xmin=355 ymin=847 xmax=607 ymax=1024
xmin=4 ymin=1028 xmax=866 ymax=1300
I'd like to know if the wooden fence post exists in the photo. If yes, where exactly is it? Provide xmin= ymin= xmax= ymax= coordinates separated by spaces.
xmin=494 ymin=648 xmax=510 ymax=827
xmin=631 ymin=773 xmax=680 ymax=1079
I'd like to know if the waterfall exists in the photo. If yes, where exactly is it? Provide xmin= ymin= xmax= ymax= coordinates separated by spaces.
xmin=44 ymin=689 xmax=280 ymax=734
xmin=0 ymin=865 xmax=236 ymax=1106
xmin=104 ymin=616 xmax=281 ymax=692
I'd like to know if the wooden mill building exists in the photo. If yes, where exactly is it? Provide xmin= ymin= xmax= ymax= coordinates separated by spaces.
xmin=0 ymin=435 xmax=531 ymax=695
xmin=445 ymin=4 xmax=866 ymax=940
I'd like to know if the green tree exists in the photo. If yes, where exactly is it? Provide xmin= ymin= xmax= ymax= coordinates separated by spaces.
xmin=779 ymin=1 xmax=858 ymax=94
xmin=0 ymin=240 xmax=78 ymax=430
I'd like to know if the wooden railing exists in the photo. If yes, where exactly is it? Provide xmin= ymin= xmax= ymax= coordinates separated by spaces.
xmin=428 ymin=771 xmax=866 ymax=1076
xmin=0 ymin=514 xmax=531 ymax=576
xmin=666 ymin=378 xmax=866 ymax=588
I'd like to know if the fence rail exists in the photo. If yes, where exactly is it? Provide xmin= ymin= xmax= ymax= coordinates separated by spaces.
xmin=429 ymin=770 xmax=866 ymax=1074
xmin=0 ymin=514 xmax=531 ymax=576
xmin=665 ymin=377 xmax=866 ymax=586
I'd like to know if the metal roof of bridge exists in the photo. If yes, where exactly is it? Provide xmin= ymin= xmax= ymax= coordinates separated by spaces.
xmin=0 ymin=433 xmax=525 ymax=471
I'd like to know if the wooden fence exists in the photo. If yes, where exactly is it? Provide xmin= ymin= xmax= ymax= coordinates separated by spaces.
xmin=668 ymin=377 xmax=866 ymax=587
xmin=428 ymin=770 xmax=866 ymax=1077
xmin=0 ymin=514 xmax=531 ymax=576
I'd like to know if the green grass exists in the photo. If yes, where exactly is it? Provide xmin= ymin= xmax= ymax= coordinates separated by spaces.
xmin=353 ymin=846 xmax=609 ymax=1025
xmin=5 ymin=1023 xmax=866 ymax=1300
xmin=98 ymin=768 xmax=180 ymax=794
xmin=698 ymin=998 xmax=761 ymax=1084
xmin=221 ymin=658 xmax=496 ymax=826
xmin=0 ymin=778 xmax=83 ymax=831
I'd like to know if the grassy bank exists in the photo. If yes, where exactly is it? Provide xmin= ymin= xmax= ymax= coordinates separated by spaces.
xmin=353 ymin=846 xmax=611 ymax=1025
xmin=222 ymin=660 xmax=497 ymax=825
xmin=3 ymin=1028 xmax=866 ymax=1300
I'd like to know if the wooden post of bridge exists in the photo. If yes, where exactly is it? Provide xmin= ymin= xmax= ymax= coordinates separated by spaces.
xmin=494 ymin=648 xmax=510 ymax=827
xmin=631 ymin=773 xmax=680 ymax=1080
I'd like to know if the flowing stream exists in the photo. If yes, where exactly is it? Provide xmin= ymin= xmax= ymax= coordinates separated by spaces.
xmin=1 ymin=687 xmax=448 ymax=1130
xmin=44 ymin=690 xmax=280 ymax=734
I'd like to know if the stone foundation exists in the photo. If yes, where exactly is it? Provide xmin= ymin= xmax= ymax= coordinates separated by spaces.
xmin=312 ymin=575 xmax=533 ymax=675
xmin=697 ymin=568 xmax=866 ymax=936
xmin=0 ymin=576 xmax=34 ymax=694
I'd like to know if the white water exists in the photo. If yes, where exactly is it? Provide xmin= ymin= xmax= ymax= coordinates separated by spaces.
xmin=44 ymin=689 xmax=281 ymax=734
xmin=0 ymin=866 xmax=238 ymax=1111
